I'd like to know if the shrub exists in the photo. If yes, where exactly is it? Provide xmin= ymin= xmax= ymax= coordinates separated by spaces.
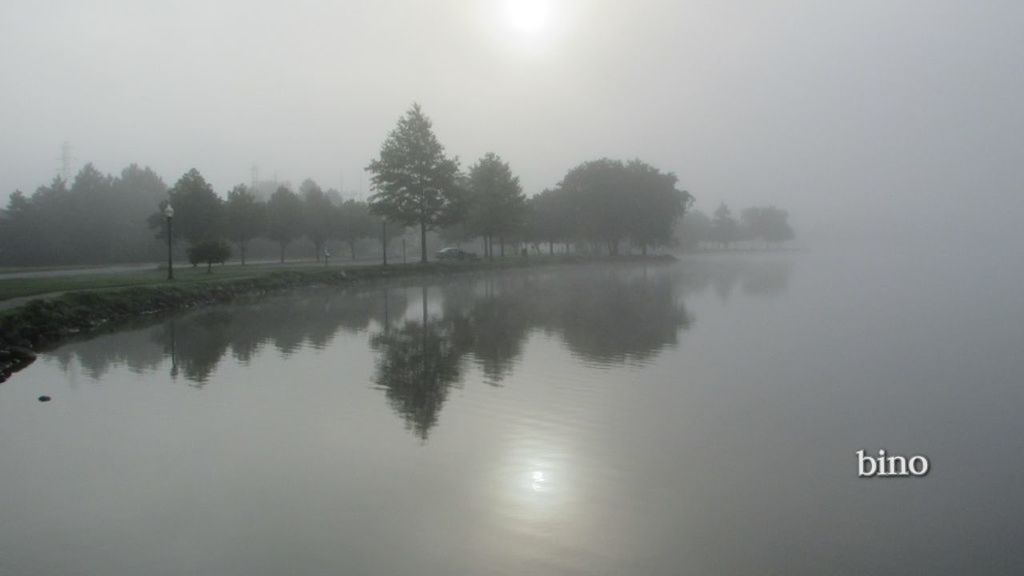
xmin=187 ymin=240 xmax=232 ymax=272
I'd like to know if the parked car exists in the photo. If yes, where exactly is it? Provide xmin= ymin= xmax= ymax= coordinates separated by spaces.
xmin=436 ymin=247 xmax=477 ymax=261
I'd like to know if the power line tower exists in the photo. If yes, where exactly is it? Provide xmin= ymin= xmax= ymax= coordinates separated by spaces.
xmin=58 ymin=141 xmax=76 ymax=182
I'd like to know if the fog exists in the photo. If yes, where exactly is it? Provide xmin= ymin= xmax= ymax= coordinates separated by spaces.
xmin=2 ymin=0 xmax=1023 ymax=251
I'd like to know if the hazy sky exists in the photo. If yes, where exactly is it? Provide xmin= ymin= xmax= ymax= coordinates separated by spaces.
xmin=2 ymin=0 xmax=1022 ymax=246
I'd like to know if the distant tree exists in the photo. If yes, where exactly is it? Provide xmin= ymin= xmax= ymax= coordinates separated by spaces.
xmin=66 ymin=164 xmax=118 ymax=262
xmin=300 ymin=179 xmax=334 ymax=261
xmin=558 ymin=159 xmax=633 ymax=254
xmin=335 ymin=199 xmax=377 ymax=260
xmin=335 ymin=198 xmax=385 ymax=259
xmin=366 ymin=103 xmax=462 ymax=263
xmin=115 ymin=164 xmax=167 ymax=261
xmin=556 ymin=158 xmax=688 ymax=255
xmin=225 ymin=184 xmax=266 ymax=265
xmin=466 ymin=153 xmax=526 ymax=258
xmin=265 ymin=186 xmax=304 ymax=263
xmin=676 ymin=209 xmax=712 ymax=250
xmin=624 ymin=160 xmax=693 ymax=255
xmin=0 ymin=189 xmax=40 ymax=264
xmin=10 ymin=176 xmax=74 ymax=264
xmin=712 ymin=202 xmax=740 ymax=248
xmin=0 ymin=164 xmax=171 ymax=266
xmin=158 ymin=169 xmax=224 ymax=246
xmin=741 ymin=206 xmax=794 ymax=247
xmin=187 ymin=239 xmax=232 ymax=272
xmin=525 ymin=188 xmax=571 ymax=255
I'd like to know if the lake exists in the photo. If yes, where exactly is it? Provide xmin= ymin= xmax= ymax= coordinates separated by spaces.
xmin=1 ymin=252 xmax=1021 ymax=575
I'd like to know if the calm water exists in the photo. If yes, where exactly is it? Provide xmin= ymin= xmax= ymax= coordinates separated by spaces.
xmin=1 ymin=253 xmax=1021 ymax=575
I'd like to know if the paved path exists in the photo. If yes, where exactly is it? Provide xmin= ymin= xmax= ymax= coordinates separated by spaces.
xmin=0 ymin=257 xmax=389 ymax=281
xmin=0 ymin=257 xmax=392 ymax=312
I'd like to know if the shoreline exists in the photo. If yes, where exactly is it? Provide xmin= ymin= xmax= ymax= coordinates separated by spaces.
xmin=0 ymin=254 xmax=675 ymax=382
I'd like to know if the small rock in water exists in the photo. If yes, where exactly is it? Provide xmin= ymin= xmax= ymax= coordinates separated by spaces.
xmin=38 ymin=395 xmax=51 ymax=402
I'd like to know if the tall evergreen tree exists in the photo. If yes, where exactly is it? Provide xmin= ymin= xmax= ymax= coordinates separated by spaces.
xmin=162 ymin=168 xmax=224 ymax=246
xmin=366 ymin=103 xmax=461 ymax=263
xmin=466 ymin=153 xmax=526 ymax=258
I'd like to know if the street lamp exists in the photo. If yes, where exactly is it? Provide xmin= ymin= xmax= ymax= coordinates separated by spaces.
xmin=163 ymin=203 xmax=174 ymax=280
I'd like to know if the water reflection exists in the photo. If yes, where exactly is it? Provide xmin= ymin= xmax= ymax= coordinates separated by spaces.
xmin=676 ymin=255 xmax=793 ymax=300
xmin=47 ymin=258 xmax=791 ymax=438
xmin=50 ymin=289 xmax=406 ymax=384
xmin=371 ymin=286 xmax=464 ymax=439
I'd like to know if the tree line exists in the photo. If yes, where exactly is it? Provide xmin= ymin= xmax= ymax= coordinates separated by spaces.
xmin=1 ymin=103 xmax=795 ymax=267
xmin=367 ymin=104 xmax=694 ymax=262
xmin=676 ymin=202 xmax=795 ymax=250
xmin=147 ymin=170 xmax=381 ymax=269
xmin=0 ymin=164 xmax=382 ymax=268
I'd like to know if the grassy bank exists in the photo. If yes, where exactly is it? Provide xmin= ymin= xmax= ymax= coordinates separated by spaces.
xmin=0 ymin=261 xmax=335 ymax=302
xmin=0 ymin=255 xmax=673 ymax=381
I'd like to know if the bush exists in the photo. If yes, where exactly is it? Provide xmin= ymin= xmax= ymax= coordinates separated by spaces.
xmin=187 ymin=240 xmax=232 ymax=272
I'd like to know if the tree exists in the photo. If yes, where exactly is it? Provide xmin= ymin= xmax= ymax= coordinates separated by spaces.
xmin=366 ymin=103 xmax=462 ymax=263
xmin=335 ymin=199 xmax=377 ymax=260
xmin=712 ymin=202 xmax=739 ymax=248
xmin=115 ymin=164 xmax=167 ymax=262
xmin=624 ymin=160 xmax=692 ymax=255
xmin=0 ymin=189 xmax=40 ymax=265
xmin=300 ymin=179 xmax=333 ymax=261
xmin=225 ymin=184 xmax=265 ymax=265
xmin=4 ymin=165 xmax=166 ymax=266
xmin=160 ymin=169 xmax=224 ymax=246
xmin=66 ymin=164 xmax=118 ymax=263
xmin=466 ymin=153 xmax=526 ymax=258
xmin=556 ymin=158 xmax=689 ymax=255
xmin=265 ymin=186 xmax=303 ymax=263
xmin=187 ymin=239 xmax=232 ymax=272
xmin=741 ymin=206 xmax=795 ymax=247
xmin=676 ymin=209 xmax=712 ymax=250
xmin=526 ymin=188 xmax=573 ymax=255
xmin=558 ymin=159 xmax=633 ymax=255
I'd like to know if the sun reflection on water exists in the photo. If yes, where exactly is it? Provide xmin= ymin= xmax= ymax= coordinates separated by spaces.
xmin=530 ymin=470 xmax=548 ymax=492
xmin=495 ymin=440 xmax=575 ymax=530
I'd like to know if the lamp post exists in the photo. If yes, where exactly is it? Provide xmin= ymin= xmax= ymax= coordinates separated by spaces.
xmin=163 ymin=203 xmax=175 ymax=280
xmin=381 ymin=216 xmax=388 ymax=266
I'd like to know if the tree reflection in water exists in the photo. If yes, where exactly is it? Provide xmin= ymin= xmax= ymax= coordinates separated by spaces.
xmin=371 ymin=266 xmax=693 ymax=436
xmin=371 ymin=286 xmax=464 ymax=439
xmin=48 ymin=259 xmax=790 ymax=437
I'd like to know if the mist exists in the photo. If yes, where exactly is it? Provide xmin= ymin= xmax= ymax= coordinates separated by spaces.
xmin=3 ymin=0 xmax=1022 ymax=253
xmin=4 ymin=3 xmax=1024 ymax=573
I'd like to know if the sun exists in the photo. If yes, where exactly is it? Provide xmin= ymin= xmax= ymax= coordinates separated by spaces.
xmin=505 ymin=0 xmax=551 ymax=36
